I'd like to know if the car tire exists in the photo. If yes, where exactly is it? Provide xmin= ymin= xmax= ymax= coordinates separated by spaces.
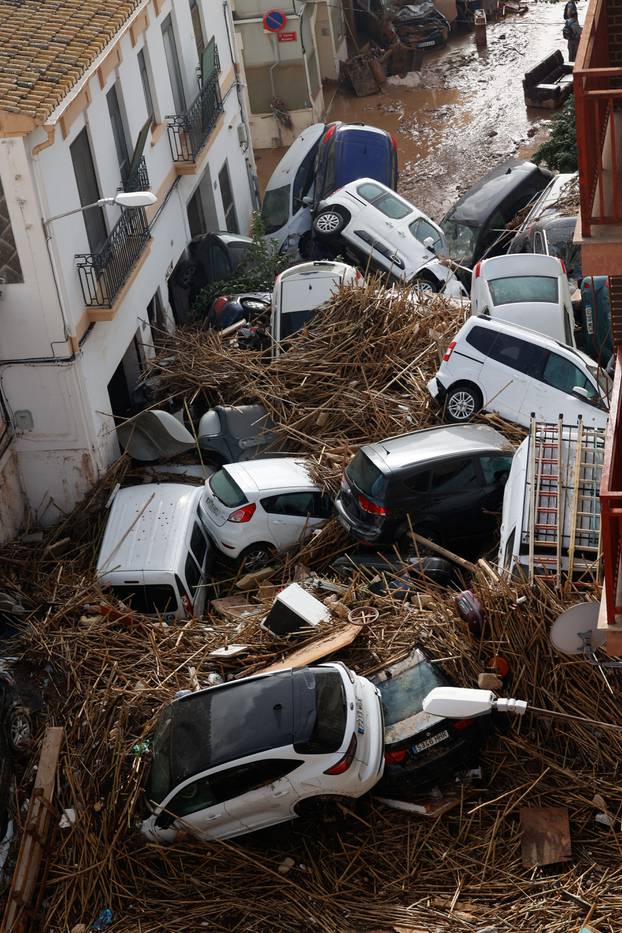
xmin=7 ymin=706 xmax=32 ymax=755
xmin=411 ymin=273 xmax=440 ymax=294
xmin=313 ymin=208 xmax=349 ymax=238
xmin=238 ymin=543 xmax=276 ymax=572
xmin=444 ymin=382 xmax=483 ymax=423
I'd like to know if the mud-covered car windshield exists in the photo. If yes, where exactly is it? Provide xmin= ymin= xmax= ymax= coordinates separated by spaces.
xmin=441 ymin=220 xmax=476 ymax=265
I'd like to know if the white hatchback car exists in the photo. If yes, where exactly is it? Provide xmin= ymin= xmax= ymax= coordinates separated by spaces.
xmin=312 ymin=178 xmax=465 ymax=296
xmin=141 ymin=662 xmax=384 ymax=842
xmin=199 ymin=458 xmax=332 ymax=568
xmin=427 ymin=315 xmax=610 ymax=429
xmin=470 ymin=253 xmax=576 ymax=346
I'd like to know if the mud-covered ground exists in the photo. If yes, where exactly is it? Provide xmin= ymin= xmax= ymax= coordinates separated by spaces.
xmin=255 ymin=0 xmax=585 ymax=221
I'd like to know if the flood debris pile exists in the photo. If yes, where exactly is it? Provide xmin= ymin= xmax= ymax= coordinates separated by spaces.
xmin=4 ymin=528 xmax=622 ymax=931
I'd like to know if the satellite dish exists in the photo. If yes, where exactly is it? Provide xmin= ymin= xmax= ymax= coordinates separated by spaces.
xmin=550 ymin=602 xmax=603 ymax=655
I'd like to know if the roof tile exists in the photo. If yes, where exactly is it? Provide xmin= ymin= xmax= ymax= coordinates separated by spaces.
xmin=0 ymin=0 xmax=142 ymax=121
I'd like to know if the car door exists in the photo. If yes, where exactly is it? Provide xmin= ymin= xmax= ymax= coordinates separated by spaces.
xmin=261 ymin=490 xmax=328 ymax=551
xmin=188 ymin=520 xmax=211 ymax=616
xmin=213 ymin=758 xmax=302 ymax=832
xmin=426 ymin=456 xmax=486 ymax=545
xmin=480 ymin=332 xmax=546 ymax=424
xmin=349 ymin=182 xmax=410 ymax=275
xmin=530 ymin=351 xmax=607 ymax=427
xmin=153 ymin=773 xmax=247 ymax=841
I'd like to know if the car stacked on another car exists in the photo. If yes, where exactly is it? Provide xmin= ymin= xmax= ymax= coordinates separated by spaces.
xmin=141 ymin=662 xmax=384 ymax=842
xmin=262 ymin=122 xmax=398 ymax=255
xmin=335 ymin=424 xmax=514 ymax=556
xmin=313 ymin=178 xmax=465 ymax=295
xmin=199 ymin=458 xmax=333 ymax=569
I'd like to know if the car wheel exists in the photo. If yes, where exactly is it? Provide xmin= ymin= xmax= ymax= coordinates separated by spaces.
xmin=313 ymin=208 xmax=348 ymax=238
xmin=238 ymin=543 xmax=276 ymax=572
xmin=444 ymin=383 xmax=482 ymax=423
xmin=411 ymin=274 xmax=440 ymax=294
xmin=7 ymin=706 xmax=32 ymax=755
xmin=294 ymin=795 xmax=350 ymax=819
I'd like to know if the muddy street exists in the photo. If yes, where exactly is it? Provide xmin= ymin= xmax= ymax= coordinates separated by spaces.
xmin=255 ymin=1 xmax=583 ymax=221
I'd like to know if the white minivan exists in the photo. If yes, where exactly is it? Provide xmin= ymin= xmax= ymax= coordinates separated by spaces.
xmin=271 ymin=260 xmax=363 ymax=357
xmin=97 ymin=483 xmax=212 ymax=621
xmin=470 ymin=253 xmax=576 ymax=347
xmin=427 ymin=316 xmax=611 ymax=429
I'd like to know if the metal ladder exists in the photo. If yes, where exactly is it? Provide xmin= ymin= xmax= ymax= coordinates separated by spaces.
xmin=567 ymin=418 xmax=603 ymax=579
xmin=528 ymin=416 xmax=564 ymax=585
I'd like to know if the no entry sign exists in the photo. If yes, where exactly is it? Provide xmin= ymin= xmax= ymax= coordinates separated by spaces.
xmin=263 ymin=9 xmax=287 ymax=32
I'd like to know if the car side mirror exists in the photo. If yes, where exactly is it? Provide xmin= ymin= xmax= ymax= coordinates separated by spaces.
xmin=573 ymin=385 xmax=590 ymax=399
xmin=301 ymin=195 xmax=313 ymax=206
xmin=423 ymin=236 xmax=437 ymax=253
xmin=155 ymin=809 xmax=175 ymax=829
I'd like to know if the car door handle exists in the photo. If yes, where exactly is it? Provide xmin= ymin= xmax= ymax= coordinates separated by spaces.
xmin=205 ymin=813 xmax=219 ymax=821
xmin=272 ymin=787 xmax=290 ymax=797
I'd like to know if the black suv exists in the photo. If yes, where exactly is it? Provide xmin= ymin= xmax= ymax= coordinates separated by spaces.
xmin=335 ymin=424 xmax=514 ymax=554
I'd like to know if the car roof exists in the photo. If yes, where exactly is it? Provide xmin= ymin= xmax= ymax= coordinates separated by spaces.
xmin=276 ymin=260 xmax=356 ymax=283
xmin=464 ymin=315 xmax=596 ymax=362
xmin=223 ymin=458 xmax=316 ymax=494
xmin=264 ymin=122 xmax=327 ymax=191
xmin=442 ymin=160 xmax=549 ymax=226
xmin=97 ymin=484 xmax=203 ymax=575
xmin=479 ymin=253 xmax=563 ymax=278
xmin=363 ymin=424 xmax=513 ymax=472
xmin=168 ymin=665 xmax=339 ymax=781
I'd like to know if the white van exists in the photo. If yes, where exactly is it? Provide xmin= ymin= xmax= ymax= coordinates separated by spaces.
xmin=427 ymin=316 xmax=611 ymax=429
xmin=97 ymin=483 xmax=212 ymax=621
xmin=271 ymin=260 xmax=363 ymax=357
xmin=498 ymin=419 xmax=604 ymax=582
xmin=469 ymin=253 xmax=576 ymax=346
xmin=260 ymin=123 xmax=327 ymax=253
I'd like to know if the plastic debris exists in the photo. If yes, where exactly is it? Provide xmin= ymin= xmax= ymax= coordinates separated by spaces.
xmin=91 ymin=907 xmax=113 ymax=930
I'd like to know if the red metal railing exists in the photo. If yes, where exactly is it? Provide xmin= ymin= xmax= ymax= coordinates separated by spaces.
xmin=574 ymin=0 xmax=622 ymax=236
xmin=600 ymin=345 xmax=622 ymax=625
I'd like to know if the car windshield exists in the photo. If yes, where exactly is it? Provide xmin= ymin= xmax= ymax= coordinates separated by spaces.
xmin=280 ymin=308 xmax=315 ymax=339
xmin=545 ymin=223 xmax=583 ymax=281
xmin=209 ymin=469 xmax=246 ymax=508
xmin=346 ymin=451 xmax=388 ymax=499
xmin=587 ymin=361 xmax=612 ymax=400
xmin=261 ymin=185 xmax=290 ymax=234
xmin=488 ymin=275 xmax=558 ymax=305
xmin=378 ymin=658 xmax=448 ymax=727
xmin=147 ymin=705 xmax=173 ymax=804
xmin=441 ymin=219 xmax=477 ymax=265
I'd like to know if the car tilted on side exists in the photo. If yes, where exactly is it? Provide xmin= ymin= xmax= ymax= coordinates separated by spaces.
xmin=141 ymin=663 xmax=384 ymax=842
xmin=312 ymin=178 xmax=463 ymax=295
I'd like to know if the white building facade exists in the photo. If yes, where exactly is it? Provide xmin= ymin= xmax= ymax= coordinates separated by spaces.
xmin=0 ymin=0 xmax=256 ymax=537
xmin=232 ymin=0 xmax=348 ymax=149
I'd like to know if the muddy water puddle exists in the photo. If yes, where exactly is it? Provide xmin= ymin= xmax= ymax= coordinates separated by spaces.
xmin=255 ymin=1 xmax=584 ymax=219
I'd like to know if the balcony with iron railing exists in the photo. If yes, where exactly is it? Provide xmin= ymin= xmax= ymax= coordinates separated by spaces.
xmin=75 ymin=207 xmax=150 ymax=310
xmin=574 ymin=0 xmax=622 ymax=270
xmin=122 ymin=156 xmax=150 ymax=193
xmin=166 ymin=70 xmax=223 ymax=165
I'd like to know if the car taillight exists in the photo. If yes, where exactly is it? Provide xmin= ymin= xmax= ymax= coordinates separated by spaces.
xmin=559 ymin=258 xmax=566 ymax=274
xmin=324 ymin=734 xmax=357 ymax=775
xmin=358 ymin=494 xmax=386 ymax=516
xmin=443 ymin=340 xmax=456 ymax=362
xmin=451 ymin=719 xmax=474 ymax=731
xmin=390 ymin=133 xmax=398 ymax=152
xmin=384 ymin=748 xmax=407 ymax=765
xmin=212 ymin=296 xmax=229 ymax=320
xmin=227 ymin=503 xmax=256 ymax=523
xmin=474 ymin=261 xmax=481 ymax=279
xmin=322 ymin=124 xmax=336 ymax=144
xmin=182 ymin=594 xmax=193 ymax=616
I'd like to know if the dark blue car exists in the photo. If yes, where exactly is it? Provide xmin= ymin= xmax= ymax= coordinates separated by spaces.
xmin=312 ymin=123 xmax=398 ymax=211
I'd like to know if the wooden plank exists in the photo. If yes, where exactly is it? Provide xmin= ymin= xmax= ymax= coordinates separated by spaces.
xmin=259 ymin=623 xmax=364 ymax=673
xmin=520 ymin=806 xmax=572 ymax=868
xmin=3 ymin=726 xmax=64 ymax=932
xmin=211 ymin=596 xmax=263 ymax=623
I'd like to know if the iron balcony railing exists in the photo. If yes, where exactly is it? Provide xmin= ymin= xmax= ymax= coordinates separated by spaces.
xmin=122 ymin=156 xmax=150 ymax=193
xmin=75 ymin=208 xmax=150 ymax=308
xmin=166 ymin=71 xmax=223 ymax=163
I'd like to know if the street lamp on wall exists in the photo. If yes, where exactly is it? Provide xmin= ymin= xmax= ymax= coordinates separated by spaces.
xmin=44 ymin=191 xmax=157 ymax=229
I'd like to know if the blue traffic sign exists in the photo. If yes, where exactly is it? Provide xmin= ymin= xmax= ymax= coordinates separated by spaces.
xmin=263 ymin=9 xmax=287 ymax=32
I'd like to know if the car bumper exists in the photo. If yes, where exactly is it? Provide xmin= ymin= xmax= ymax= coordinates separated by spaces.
xmin=426 ymin=376 xmax=446 ymax=401
xmin=335 ymin=498 xmax=385 ymax=543
xmin=351 ymin=675 xmax=385 ymax=792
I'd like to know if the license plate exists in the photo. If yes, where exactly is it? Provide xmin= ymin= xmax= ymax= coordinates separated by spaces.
xmin=418 ymin=40 xmax=436 ymax=47
xmin=355 ymin=698 xmax=366 ymax=735
xmin=413 ymin=729 xmax=449 ymax=753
